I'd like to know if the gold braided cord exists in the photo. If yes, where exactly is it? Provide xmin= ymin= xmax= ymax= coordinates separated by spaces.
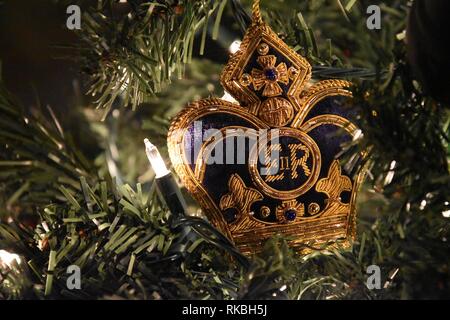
xmin=252 ymin=0 xmax=263 ymax=24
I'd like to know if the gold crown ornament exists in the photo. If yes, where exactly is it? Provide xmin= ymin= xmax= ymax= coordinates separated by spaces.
xmin=168 ymin=0 xmax=365 ymax=255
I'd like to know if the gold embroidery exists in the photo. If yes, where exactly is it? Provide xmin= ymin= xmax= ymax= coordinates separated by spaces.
xmin=167 ymin=99 xmax=365 ymax=254
xmin=220 ymin=23 xmax=311 ymax=112
xmin=316 ymin=160 xmax=353 ymax=217
xmin=289 ymin=143 xmax=311 ymax=179
xmin=308 ymin=202 xmax=321 ymax=215
xmin=219 ymin=174 xmax=267 ymax=233
xmin=260 ymin=206 xmax=271 ymax=218
xmin=240 ymin=73 xmax=252 ymax=87
xmin=248 ymin=128 xmax=321 ymax=200
xmin=167 ymin=0 xmax=366 ymax=255
xmin=292 ymin=80 xmax=353 ymax=128
xmin=251 ymin=55 xmax=289 ymax=97
xmin=262 ymin=144 xmax=284 ymax=182
xmin=265 ymin=173 xmax=285 ymax=182
xmin=276 ymin=199 xmax=305 ymax=223
xmin=261 ymin=143 xmax=312 ymax=182
xmin=258 ymin=97 xmax=294 ymax=127
xmin=257 ymin=42 xmax=269 ymax=55
xmin=219 ymin=174 xmax=263 ymax=219
xmin=301 ymin=114 xmax=358 ymax=135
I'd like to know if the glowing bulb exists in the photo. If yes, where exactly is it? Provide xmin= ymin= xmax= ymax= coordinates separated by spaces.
xmin=420 ymin=200 xmax=427 ymax=210
xmin=384 ymin=160 xmax=396 ymax=185
xmin=221 ymin=91 xmax=238 ymax=103
xmin=0 ymin=250 xmax=21 ymax=268
xmin=229 ymin=40 xmax=241 ymax=54
xmin=144 ymin=138 xmax=170 ymax=178
xmin=352 ymin=129 xmax=363 ymax=141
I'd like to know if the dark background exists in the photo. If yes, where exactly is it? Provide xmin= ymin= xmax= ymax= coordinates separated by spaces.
xmin=0 ymin=0 xmax=236 ymax=113
xmin=0 ymin=1 xmax=81 ymax=111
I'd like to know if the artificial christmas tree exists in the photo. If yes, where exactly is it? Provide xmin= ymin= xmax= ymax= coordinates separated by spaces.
xmin=0 ymin=0 xmax=449 ymax=300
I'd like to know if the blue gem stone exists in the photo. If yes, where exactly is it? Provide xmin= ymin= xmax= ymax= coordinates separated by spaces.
xmin=264 ymin=68 xmax=278 ymax=81
xmin=285 ymin=209 xmax=296 ymax=221
xmin=224 ymin=208 xmax=238 ymax=223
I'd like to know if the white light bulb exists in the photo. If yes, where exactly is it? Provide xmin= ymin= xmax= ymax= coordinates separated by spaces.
xmin=420 ymin=200 xmax=427 ymax=210
xmin=221 ymin=91 xmax=238 ymax=103
xmin=144 ymin=138 xmax=170 ymax=178
xmin=229 ymin=40 xmax=241 ymax=54
xmin=384 ymin=160 xmax=396 ymax=185
xmin=0 ymin=250 xmax=21 ymax=268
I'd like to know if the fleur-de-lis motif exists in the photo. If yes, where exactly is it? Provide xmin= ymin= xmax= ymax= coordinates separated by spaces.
xmin=316 ymin=160 xmax=353 ymax=217
xmin=219 ymin=174 xmax=263 ymax=219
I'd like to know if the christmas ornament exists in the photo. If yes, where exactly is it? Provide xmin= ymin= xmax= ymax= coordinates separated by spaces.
xmin=167 ymin=0 xmax=364 ymax=254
